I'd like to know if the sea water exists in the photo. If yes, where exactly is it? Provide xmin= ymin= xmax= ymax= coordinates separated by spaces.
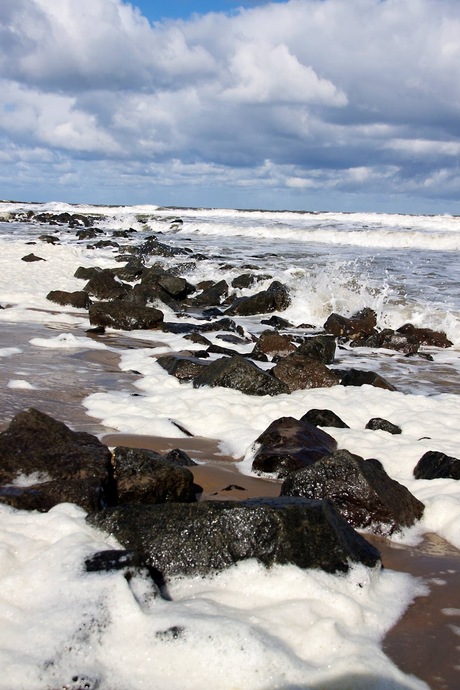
xmin=0 ymin=200 xmax=459 ymax=689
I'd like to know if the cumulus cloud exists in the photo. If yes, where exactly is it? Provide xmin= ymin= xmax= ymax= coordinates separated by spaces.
xmin=1 ymin=0 xmax=460 ymax=211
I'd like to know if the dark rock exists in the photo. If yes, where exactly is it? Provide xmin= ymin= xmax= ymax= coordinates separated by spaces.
xmin=324 ymin=308 xmax=377 ymax=338
xmin=260 ymin=315 xmax=293 ymax=329
xmin=189 ymin=280 xmax=229 ymax=307
xmin=0 ymin=408 xmax=113 ymax=511
xmin=92 ymin=240 xmax=120 ymax=249
xmin=413 ymin=451 xmax=460 ymax=480
xmin=21 ymin=253 xmax=45 ymax=262
xmin=365 ymin=418 xmax=402 ymax=435
xmin=225 ymin=280 xmax=291 ymax=316
xmin=84 ymin=269 xmax=129 ymax=300
xmin=139 ymin=235 xmax=189 ymax=258
xmin=301 ymin=409 xmax=349 ymax=429
xmin=157 ymin=354 xmax=207 ymax=381
xmin=112 ymin=446 xmax=196 ymax=505
xmin=231 ymin=273 xmax=257 ymax=289
xmin=85 ymin=549 xmax=145 ymax=572
xmin=0 ymin=477 xmax=105 ymax=513
xmin=38 ymin=234 xmax=60 ymax=244
xmin=351 ymin=329 xmax=419 ymax=355
xmin=76 ymin=228 xmax=102 ymax=241
xmin=87 ymin=497 xmax=381 ymax=578
xmin=89 ymin=302 xmax=164 ymax=330
xmin=340 ymin=369 xmax=397 ymax=391
xmin=281 ymin=449 xmax=424 ymax=536
xmin=141 ymin=267 xmax=194 ymax=300
xmin=164 ymin=448 xmax=197 ymax=467
xmin=252 ymin=330 xmax=296 ymax=359
xmin=74 ymin=266 xmax=102 ymax=280
xmin=297 ymin=335 xmax=336 ymax=364
xmin=193 ymin=355 xmax=289 ymax=396
xmin=397 ymin=323 xmax=453 ymax=348
xmin=112 ymin=259 xmax=145 ymax=282
xmin=271 ymin=352 xmax=340 ymax=392
xmin=46 ymin=290 xmax=91 ymax=309
xmin=251 ymin=416 xmax=337 ymax=478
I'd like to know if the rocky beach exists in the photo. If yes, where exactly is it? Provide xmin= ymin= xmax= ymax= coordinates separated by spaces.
xmin=0 ymin=201 xmax=459 ymax=689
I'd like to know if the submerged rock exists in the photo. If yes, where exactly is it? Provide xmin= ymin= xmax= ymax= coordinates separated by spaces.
xmin=365 ymin=418 xmax=402 ymax=435
xmin=87 ymin=497 xmax=381 ymax=578
xmin=281 ymin=450 xmax=424 ymax=536
xmin=251 ymin=416 xmax=337 ymax=478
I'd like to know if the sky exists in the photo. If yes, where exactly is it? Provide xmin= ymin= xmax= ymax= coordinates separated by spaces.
xmin=1 ymin=0 xmax=460 ymax=214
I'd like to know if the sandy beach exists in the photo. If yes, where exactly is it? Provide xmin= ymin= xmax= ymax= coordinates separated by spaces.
xmin=1 ymin=322 xmax=458 ymax=688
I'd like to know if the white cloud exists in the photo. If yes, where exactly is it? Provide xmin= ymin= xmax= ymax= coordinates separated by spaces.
xmin=1 ymin=0 xmax=460 ymax=211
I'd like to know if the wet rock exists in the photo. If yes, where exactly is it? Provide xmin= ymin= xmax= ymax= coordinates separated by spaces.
xmin=189 ymin=279 xmax=229 ymax=308
xmin=281 ymin=450 xmax=424 ymax=536
xmin=260 ymin=315 xmax=293 ymax=329
xmin=111 ymin=259 xmax=145 ymax=281
xmin=301 ymin=409 xmax=350 ymax=429
xmin=46 ymin=290 xmax=91 ymax=309
xmin=413 ymin=451 xmax=460 ymax=480
xmin=252 ymin=330 xmax=296 ymax=358
xmin=21 ymin=253 xmax=45 ymax=262
xmin=231 ymin=273 xmax=257 ymax=289
xmin=89 ymin=301 xmax=164 ymax=330
xmin=163 ymin=448 xmax=197 ymax=467
xmin=38 ymin=234 xmax=60 ymax=244
xmin=85 ymin=549 xmax=145 ymax=572
xmin=139 ymin=235 xmax=189 ymax=258
xmin=251 ymin=416 xmax=337 ymax=478
xmin=297 ymin=335 xmax=337 ymax=364
xmin=396 ymin=323 xmax=453 ymax=348
xmin=271 ymin=352 xmax=340 ymax=392
xmin=340 ymin=368 xmax=397 ymax=391
xmin=193 ymin=355 xmax=289 ymax=396
xmin=365 ymin=418 xmax=402 ymax=435
xmin=0 ymin=408 xmax=113 ymax=511
xmin=74 ymin=266 xmax=102 ymax=280
xmin=84 ymin=269 xmax=130 ymax=300
xmin=225 ymin=280 xmax=291 ymax=316
xmin=324 ymin=308 xmax=377 ymax=338
xmin=76 ymin=228 xmax=102 ymax=241
xmin=157 ymin=354 xmax=207 ymax=381
xmin=351 ymin=329 xmax=420 ymax=354
xmin=141 ymin=267 xmax=195 ymax=300
xmin=112 ymin=446 xmax=197 ymax=505
xmin=87 ymin=497 xmax=381 ymax=578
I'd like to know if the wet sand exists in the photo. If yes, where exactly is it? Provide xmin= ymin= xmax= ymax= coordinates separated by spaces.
xmin=1 ymin=322 xmax=459 ymax=688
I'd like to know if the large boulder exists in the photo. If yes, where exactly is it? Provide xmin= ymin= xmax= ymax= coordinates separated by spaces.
xmin=413 ymin=451 xmax=460 ymax=480
xmin=193 ymin=355 xmax=289 ymax=396
xmin=87 ymin=497 xmax=381 ymax=579
xmin=281 ymin=450 xmax=425 ymax=536
xmin=271 ymin=352 xmax=340 ymax=392
xmin=0 ymin=408 xmax=113 ymax=511
xmin=225 ymin=281 xmax=291 ymax=316
xmin=89 ymin=301 xmax=164 ymax=330
xmin=251 ymin=416 xmax=337 ymax=478
xmin=112 ymin=447 xmax=197 ymax=505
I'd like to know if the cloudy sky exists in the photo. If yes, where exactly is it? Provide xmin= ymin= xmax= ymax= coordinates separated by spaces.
xmin=1 ymin=0 xmax=460 ymax=213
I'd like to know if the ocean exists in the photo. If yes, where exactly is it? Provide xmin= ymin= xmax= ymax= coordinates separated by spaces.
xmin=0 ymin=200 xmax=459 ymax=689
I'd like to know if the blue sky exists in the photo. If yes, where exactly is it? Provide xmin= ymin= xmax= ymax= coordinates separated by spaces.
xmin=1 ymin=0 xmax=460 ymax=214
